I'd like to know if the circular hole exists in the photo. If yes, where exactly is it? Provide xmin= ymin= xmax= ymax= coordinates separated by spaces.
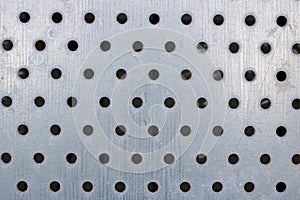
xmin=244 ymin=126 xmax=255 ymax=137
xmin=52 ymin=12 xmax=63 ymax=23
xmin=292 ymin=99 xmax=300 ymax=109
xmin=19 ymin=12 xmax=30 ymax=23
xmin=292 ymin=154 xmax=300 ymax=165
xmin=147 ymin=182 xmax=158 ymax=193
xmin=18 ymin=68 xmax=29 ymax=79
xmin=164 ymin=97 xmax=175 ymax=108
xmin=229 ymin=42 xmax=239 ymax=53
xmin=2 ymin=96 xmax=12 ymax=107
xmin=83 ymin=68 xmax=94 ymax=79
xmin=115 ymin=125 xmax=126 ymax=136
xmin=260 ymin=43 xmax=271 ymax=54
xmin=180 ymin=125 xmax=191 ymax=136
xmin=34 ymin=96 xmax=45 ymax=107
xmin=277 ymin=16 xmax=287 ymax=27
xmin=213 ymin=14 xmax=224 ymax=26
xmin=163 ymin=153 xmax=175 ymax=164
xmin=18 ymin=124 xmax=28 ymax=135
xmin=148 ymin=69 xmax=159 ymax=80
xmin=149 ymin=13 xmax=160 ymax=24
xmin=83 ymin=125 xmax=93 ymax=136
xmin=132 ymin=97 xmax=143 ymax=108
xmin=180 ymin=182 xmax=191 ymax=192
xmin=17 ymin=181 xmax=28 ymax=192
xmin=2 ymin=39 xmax=13 ymax=51
xmin=292 ymin=43 xmax=300 ymax=55
xmin=50 ymin=124 xmax=61 ymax=136
xmin=132 ymin=41 xmax=143 ymax=52
xmin=99 ymin=97 xmax=110 ymax=107
xmin=245 ymin=15 xmax=256 ymax=26
xmin=244 ymin=182 xmax=255 ymax=192
xmin=260 ymin=154 xmax=271 ymax=164
xmin=276 ymin=71 xmax=287 ymax=82
xmin=197 ymin=97 xmax=208 ymax=109
xmin=117 ymin=13 xmax=127 ymax=24
xmin=228 ymin=98 xmax=239 ymax=109
xmin=50 ymin=181 xmax=60 ymax=192
xmin=66 ymin=153 xmax=77 ymax=164
xmin=212 ymin=126 xmax=223 ymax=136
xmin=165 ymin=41 xmax=176 ymax=52
xmin=181 ymin=14 xmax=192 ymax=25
xmin=197 ymin=42 xmax=208 ymax=52
xmin=213 ymin=70 xmax=224 ymax=80
xmin=115 ymin=182 xmax=126 ymax=193
xmin=82 ymin=181 xmax=93 ymax=192
xmin=260 ymin=98 xmax=271 ymax=109
xmin=33 ymin=153 xmax=44 ymax=164
xmin=228 ymin=154 xmax=239 ymax=164
xmin=84 ymin=13 xmax=95 ymax=24
xmin=67 ymin=97 xmax=77 ymax=107
xmin=212 ymin=182 xmax=223 ymax=192
xmin=51 ymin=68 xmax=62 ymax=79
xmin=276 ymin=126 xmax=286 ymax=137
xmin=1 ymin=153 xmax=11 ymax=163
xmin=245 ymin=70 xmax=256 ymax=81
xmin=181 ymin=69 xmax=192 ymax=80
xmin=276 ymin=182 xmax=286 ymax=192
xmin=67 ymin=40 xmax=78 ymax=51
xmin=116 ymin=69 xmax=127 ymax=79
xmin=35 ymin=40 xmax=46 ymax=51
xmin=148 ymin=125 xmax=159 ymax=136
xmin=196 ymin=153 xmax=207 ymax=164
xmin=100 ymin=40 xmax=111 ymax=51
xmin=131 ymin=153 xmax=142 ymax=164
xmin=99 ymin=153 xmax=109 ymax=164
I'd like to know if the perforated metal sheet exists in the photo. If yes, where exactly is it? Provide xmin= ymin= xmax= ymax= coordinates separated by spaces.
xmin=1 ymin=0 xmax=300 ymax=199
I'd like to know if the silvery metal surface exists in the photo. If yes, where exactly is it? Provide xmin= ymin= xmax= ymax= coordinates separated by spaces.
xmin=0 ymin=0 xmax=300 ymax=199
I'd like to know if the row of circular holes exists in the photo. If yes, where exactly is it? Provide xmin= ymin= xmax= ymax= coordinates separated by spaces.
xmin=18 ymin=11 xmax=289 ymax=28
xmin=13 ymin=179 xmax=289 ymax=193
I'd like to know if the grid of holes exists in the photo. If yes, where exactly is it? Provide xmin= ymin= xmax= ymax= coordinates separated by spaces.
xmin=0 ymin=8 xmax=299 ymax=196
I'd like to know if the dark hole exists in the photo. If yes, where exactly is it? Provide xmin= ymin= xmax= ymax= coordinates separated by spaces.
xmin=165 ymin=41 xmax=176 ymax=52
xmin=66 ymin=153 xmax=77 ymax=164
xmin=132 ymin=41 xmax=143 ymax=52
xmin=260 ymin=98 xmax=271 ymax=109
xmin=100 ymin=40 xmax=111 ymax=51
xmin=33 ymin=153 xmax=44 ymax=163
xmin=116 ymin=69 xmax=127 ymax=79
xmin=149 ymin=13 xmax=160 ymax=25
xmin=148 ymin=182 xmax=158 ymax=193
xmin=115 ymin=182 xmax=126 ymax=193
xmin=196 ymin=153 xmax=207 ymax=164
xmin=212 ymin=182 xmax=223 ymax=192
xmin=244 ymin=126 xmax=255 ymax=137
xmin=132 ymin=97 xmax=143 ymax=108
xmin=34 ymin=96 xmax=45 ymax=107
xmin=18 ymin=68 xmax=29 ymax=79
xmin=50 ymin=124 xmax=61 ymax=136
xmin=180 ymin=182 xmax=191 ymax=192
xmin=148 ymin=125 xmax=159 ymax=136
xmin=197 ymin=98 xmax=208 ymax=109
xmin=229 ymin=42 xmax=239 ymax=53
xmin=82 ymin=181 xmax=93 ymax=192
xmin=228 ymin=154 xmax=239 ymax=164
xmin=164 ymin=97 xmax=175 ymax=108
xmin=244 ymin=182 xmax=255 ymax=192
xmin=213 ymin=70 xmax=223 ymax=80
xmin=245 ymin=15 xmax=256 ymax=26
xmin=181 ymin=69 xmax=192 ymax=80
xmin=292 ymin=154 xmax=300 ymax=165
xmin=2 ymin=40 xmax=13 ymax=51
xmin=229 ymin=98 xmax=239 ymax=109
xmin=276 ymin=182 xmax=286 ymax=192
xmin=18 ymin=124 xmax=28 ymax=135
xmin=2 ymin=96 xmax=12 ymax=107
xmin=117 ymin=13 xmax=127 ymax=24
xmin=67 ymin=97 xmax=77 ymax=107
xmin=115 ymin=125 xmax=126 ymax=136
xmin=292 ymin=99 xmax=300 ymax=109
xmin=1 ymin=153 xmax=11 ymax=163
xmin=276 ymin=71 xmax=286 ymax=82
xmin=276 ymin=126 xmax=286 ymax=137
xmin=197 ymin=42 xmax=208 ymax=52
xmin=99 ymin=97 xmax=110 ymax=107
xmin=17 ymin=181 xmax=28 ymax=192
xmin=68 ymin=40 xmax=78 ymax=51
xmin=276 ymin=16 xmax=287 ymax=27
xmin=245 ymin=70 xmax=256 ymax=81
xmin=260 ymin=154 xmax=271 ymax=164
xmin=260 ymin=43 xmax=271 ymax=54
xmin=35 ymin=40 xmax=46 ymax=51
xmin=292 ymin=43 xmax=300 ymax=55
xmin=84 ymin=13 xmax=95 ymax=24
xmin=19 ymin=12 xmax=30 ymax=23
xmin=148 ymin=69 xmax=159 ymax=80
xmin=181 ymin=14 xmax=192 ymax=25
xmin=213 ymin=14 xmax=224 ymax=26
xmin=52 ymin=12 xmax=63 ymax=23
xmin=83 ymin=68 xmax=94 ymax=79
xmin=51 ymin=68 xmax=62 ymax=79
xmin=50 ymin=181 xmax=60 ymax=192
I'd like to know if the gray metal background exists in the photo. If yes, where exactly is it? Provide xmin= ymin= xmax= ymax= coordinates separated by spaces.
xmin=0 ymin=0 xmax=300 ymax=199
